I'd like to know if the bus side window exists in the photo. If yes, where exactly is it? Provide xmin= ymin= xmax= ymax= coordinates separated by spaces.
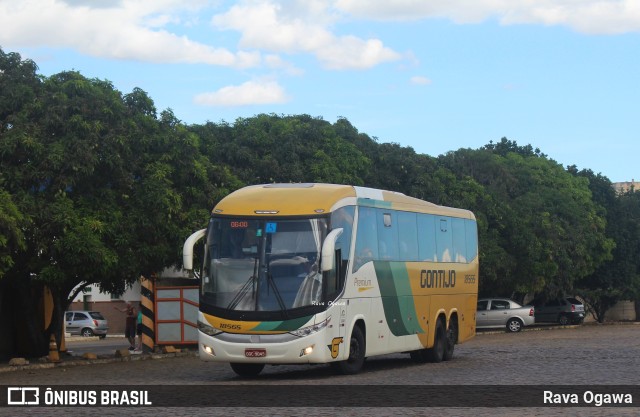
xmin=452 ymin=217 xmax=467 ymax=263
xmin=377 ymin=211 xmax=398 ymax=261
xmin=329 ymin=206 xmax=355 ymax=298
xmin=465 ymin=219 xmax=478 ymax=262
xmin=436 ymin=217 xmax=453 ymax=262
xmin=353 ymin=207 xmax=379 ymax=271
xmin=398 ymin=211 xmax=418 ymax=261
xmin=418 ymin=214 xmax=437 ymax=261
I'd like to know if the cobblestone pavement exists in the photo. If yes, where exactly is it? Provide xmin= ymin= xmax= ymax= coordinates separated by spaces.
xmin=1 ymin=323 xmax=639 ymax=416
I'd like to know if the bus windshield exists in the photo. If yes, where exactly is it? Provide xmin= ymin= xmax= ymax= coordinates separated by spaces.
xmin=202 ymin=218 xmax=328 ymax=313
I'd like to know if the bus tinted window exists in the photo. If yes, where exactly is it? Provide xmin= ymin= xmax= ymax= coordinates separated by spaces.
xmin=377 ymin=211 xmax=398 ymax=261
xmin=354 ymin=206 xmax=476 ymax=268
xmin=417 ymin=213 xmax=437 ymax=261
xmin=436 ymin=217 xmax=453 ymax=262
xmin=452 ymin=217 xmax=467 ymax=263
xmin=465 ymin=219 xmax=478 ymax=262
xmin=354 ymin=207 xmax=379 ymax=271
xmin=398 ymin=211 xmax=418 ymax=261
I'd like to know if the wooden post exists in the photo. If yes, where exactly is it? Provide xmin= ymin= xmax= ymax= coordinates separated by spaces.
xmin=140 ymin=275 xmax=155 ymax=353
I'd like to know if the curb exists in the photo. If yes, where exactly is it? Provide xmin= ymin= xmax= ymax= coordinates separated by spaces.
xmin=0 ymin=350 xmax=198 ymax=374
xmin=475 ymin=320 xmax=640 ymax=335
xmin=65 ymin=334 xmax=125 ymax=342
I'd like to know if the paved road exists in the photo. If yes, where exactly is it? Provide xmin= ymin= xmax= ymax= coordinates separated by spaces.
xmin=2 ymin=324 xmax=639 ymax=416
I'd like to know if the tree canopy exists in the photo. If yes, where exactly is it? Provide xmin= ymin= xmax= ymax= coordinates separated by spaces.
xmin=1 ymin=47 xmax=639 ymax=358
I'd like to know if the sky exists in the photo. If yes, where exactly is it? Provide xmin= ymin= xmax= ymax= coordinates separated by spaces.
xmin=1 ymin=0 xmax=639 ymax=183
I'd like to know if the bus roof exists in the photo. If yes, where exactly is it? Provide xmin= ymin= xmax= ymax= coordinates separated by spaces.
xmin=212 ymin=183 xmax=475 ymax=219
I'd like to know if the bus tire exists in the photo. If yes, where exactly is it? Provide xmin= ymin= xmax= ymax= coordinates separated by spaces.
xmin=425 ymin=319 xmax=446 ymax=363
xmin=443 ymin=318 xmax=457 ymax=361
xmin=335 ymin=325 xmax=366 ymax=375
xmin=230 ymin=363 xmax=265 ymax=377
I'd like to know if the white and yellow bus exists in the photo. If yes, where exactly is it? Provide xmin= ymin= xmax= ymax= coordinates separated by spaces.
xmin=183 ymin=183 xmax=478 ymax=376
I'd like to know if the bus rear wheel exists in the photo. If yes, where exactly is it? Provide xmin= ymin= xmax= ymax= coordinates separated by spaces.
xmin=230 ymin=363 xmax=265 ymax=377
xmin=443 ymin=318 xmax=457 ymax=361
xmin=425 ymin=319 xmax=446 ymax=363
xmin=333 ymin=325 xmax=366 ymax=375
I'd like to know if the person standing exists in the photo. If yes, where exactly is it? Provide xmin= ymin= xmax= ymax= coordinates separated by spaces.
xmin=135 ymin=308 xmax=143 ymax=352
xmin=114 ymin=302 xmax=136 ymax=350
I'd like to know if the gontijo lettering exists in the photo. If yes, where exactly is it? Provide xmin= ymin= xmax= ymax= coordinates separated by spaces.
xmin=420 ymin=269 xmax=456 ymax=288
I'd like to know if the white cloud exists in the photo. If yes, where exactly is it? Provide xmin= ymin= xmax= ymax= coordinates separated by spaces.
xmin=0 ymin=0 xmax=259 ymax=67
xmin=194 ymin=80 xmax=290 ymax=106
xmin=263 ymin=54 xmax=305 ymax=76
xmin=410 ymin=76 xmax=432 ymax=85
xmin=334 ymin=0 xmax=640 ymax=34
xmin=211 ymin=0 xmax=402 ymax=70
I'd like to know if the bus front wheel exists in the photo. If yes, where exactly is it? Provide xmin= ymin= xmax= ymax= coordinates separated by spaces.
xmin=230 ymin=362 xmax=265 ymax=377
xmin=333 ymin=325 xmax=366 ymax=375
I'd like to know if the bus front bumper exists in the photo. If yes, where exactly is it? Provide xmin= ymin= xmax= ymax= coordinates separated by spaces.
xmin=198 ymin=330 xmax=335 ymax=364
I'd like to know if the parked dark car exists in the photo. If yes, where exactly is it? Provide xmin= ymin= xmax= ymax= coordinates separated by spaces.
xmin=65 ymin=310 xmax=109 ymax=338
xmin=530 ymin=297 xmax=585 ymax=325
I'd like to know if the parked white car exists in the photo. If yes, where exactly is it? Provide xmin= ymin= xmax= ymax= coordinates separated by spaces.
xmin=476 ymin=298 xmax=535 ymax=332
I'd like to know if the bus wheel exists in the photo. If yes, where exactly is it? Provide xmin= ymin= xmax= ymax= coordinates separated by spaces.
xmin=425 ymin=319 xmax=445 ymax=363
xmin=230 ymin=363 xmax=265 ymax=377
xmin=335 ymin=325 xmax=366 ymax=375
xmin=443 ymin=319 xmax=457 ymax=361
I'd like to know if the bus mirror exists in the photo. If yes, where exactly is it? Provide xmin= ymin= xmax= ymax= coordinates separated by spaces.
xmin=183 ymin=228 xmax=206 ymax=270
xmin=321 ymin=228 xmax=343 ymax=272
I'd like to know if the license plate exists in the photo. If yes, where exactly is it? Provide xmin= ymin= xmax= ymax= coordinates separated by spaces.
xmin=245 ymin=348 xmax=266 ymax=358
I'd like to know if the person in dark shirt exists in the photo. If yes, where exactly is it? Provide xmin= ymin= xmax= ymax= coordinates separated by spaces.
xmin=114 ymin=302 xmax=136 ymax=350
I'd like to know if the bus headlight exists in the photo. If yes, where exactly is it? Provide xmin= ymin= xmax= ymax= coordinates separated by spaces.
xmin=300 ymin=345 xmax=315 ymax=357
xmin=198 ymin=320 xmax=223 ymax=337
xmin=288 ymin=317 xmax=330 ymax=337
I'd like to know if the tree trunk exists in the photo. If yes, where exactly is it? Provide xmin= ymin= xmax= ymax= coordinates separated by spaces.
xmin=18 ymin=275 xmax=49 ymax=358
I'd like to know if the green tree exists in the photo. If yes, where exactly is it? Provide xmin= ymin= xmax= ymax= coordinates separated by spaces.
xmin=190 ymin=113 xmax=370 ymax=185
xmin=0 ymin=49 xmax=241 ymax=359
xmin=0 ymin=189 xmax=24 ymax=278
xmin=440 ymin=139 xmax=614 ymax=299
xmin=574 ymin=168 xmax=640 ymax=321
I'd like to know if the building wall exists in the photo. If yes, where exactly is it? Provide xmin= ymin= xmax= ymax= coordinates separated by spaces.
xmin=69 ymin=282 xmax=142 ymax=335
xmin=68 ymin=299 xmax=141 ymax=334
xmin=67 ymin=269 xmax=192 ymax=335
xmin=612 ymin=180 xmax=640 ymax=194
xmin=605 ymin=300 xmax=637 ymax=321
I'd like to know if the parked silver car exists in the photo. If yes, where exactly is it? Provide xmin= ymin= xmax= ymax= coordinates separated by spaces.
xmin=476 ymin=298 xmax=535 ymax=332
xmin=65 ymin=310 xmax=109 ymax=338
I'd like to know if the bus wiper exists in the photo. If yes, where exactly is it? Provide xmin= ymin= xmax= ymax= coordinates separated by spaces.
xmin=226 ymin=258 xmax=258 ymax=311
xmin=267 ymin=272 xmax=288 ymax=319
xmin=226 ymin=274 xmax=256 ymax=311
